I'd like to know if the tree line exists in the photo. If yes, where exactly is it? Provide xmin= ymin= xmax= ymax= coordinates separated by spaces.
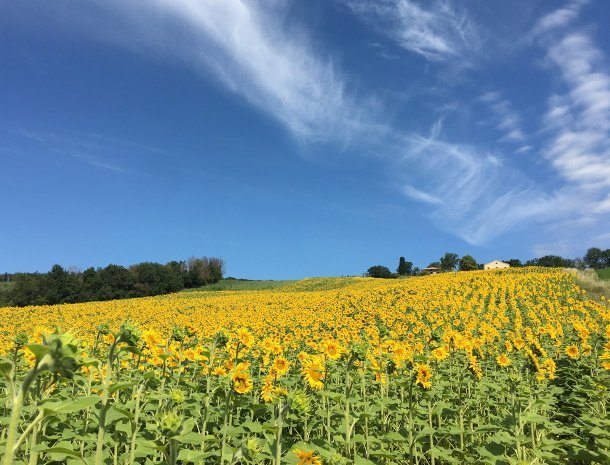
xmin=366 ymin=247 xmax=610 ymax=278
xmin=0 ymin=257 xmax=224 ymax=307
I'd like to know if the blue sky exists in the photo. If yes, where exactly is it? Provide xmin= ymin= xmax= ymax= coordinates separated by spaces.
xmin=1 ymin=0 xmax=610 ymax=279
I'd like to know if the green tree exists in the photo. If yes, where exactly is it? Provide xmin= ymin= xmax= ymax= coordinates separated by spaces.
xmin=458 ymin=255 xmax=478 ymax=271
xmin=96 ymin=264 xmax=137 ymax=300
xmin=440 ymin=253 xmax=459 ymax=272
xmin=366 ymin=265 xmax=394 ymax=278
xmin=526 ymin=255 xmax=574 ymax=268
xmin=505 ymin=258 xmax=523 ymax=267
xmin=603 ymin=249 xmax=610 ymax=268
xmin=584 ymin=247 xmax=607 ymax=269
xmin=396 ymin=257 xmax=413 ymax=276
xmin=165 ymin=261 xmax=186 ymax=292
xmin=9 ymin=273 xmax=46 ymax=306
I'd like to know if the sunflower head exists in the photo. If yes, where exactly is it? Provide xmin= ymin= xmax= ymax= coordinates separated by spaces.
xmin=293 ymin=449 xmax=323 ymax=465
xmin=566 ymin=345 xmax=579 ymax=359
xmin=415 ymin=363 xmax=432 ymax=389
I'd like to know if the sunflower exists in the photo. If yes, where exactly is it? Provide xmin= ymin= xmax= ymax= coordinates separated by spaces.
xmin=322 ymin=339 xmax=344 ymax=360
xmin=212 ymin=366 xmax=227 ymax=377
xmin=566 ymin=345 xmax=579 ymax=359
xmin=301 ymin=355 xmax=325 ymax=390
xmin=182 ymin=348 xmax=197 ymax=362
xmin=232 ymin=370 xmax=253 ymax=394
xmin=260 ymin=378 xmax=275 ymax=403
xmin=496 ymin=354 xmax=511 ymax=367
xmin=293 ymin=449 xmax=322 ymax=465
xmin=431 ymin=346 xmax=449 ymax=361
xmin=272 ymin=357 xmax=290 ymax=376
xmin=141 ymin=330 xmax=163 ymax=348
xmin=415 ymin=363 xmax=432 ymax=389
xmin=236 ymin=328 xmax=254 ymax=348
xmin=543 ymin=358 xmax=556 ymax=380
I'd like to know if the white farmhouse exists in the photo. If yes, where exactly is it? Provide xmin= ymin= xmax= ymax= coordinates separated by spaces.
xmin=484 ymin=260 xmax=510 ymax=270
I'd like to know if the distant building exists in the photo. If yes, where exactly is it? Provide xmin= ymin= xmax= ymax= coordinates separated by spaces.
xmin=484 ymin=260 xmax=510 ymax=270
xmin=421 ymin=266 xmax=442 ymax=275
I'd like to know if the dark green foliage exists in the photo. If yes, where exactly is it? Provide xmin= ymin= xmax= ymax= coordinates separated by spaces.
xmin=440 ymin=252 xmax=459 ymax=272
xmin=458 ymin=255 xmax=478 ymax=271
xmin=584 ymin=247 xmax=610 ymax=269
xmin=504 ymin=258 xmax=523 ymax=267
xmin=4 ymin=256 xmax=223 ymax=307
xmin=9 ymin=273 xmax=47 ymax=306
xmin=396 ymin=257 xmax=414 ymax=276
xmin=366 ymin=265 xmax=395 ymax=278
xmin=184 ymin=257 xmax=225 ymax=287
xmin=526 ymin=255 xmax=574 ymax=268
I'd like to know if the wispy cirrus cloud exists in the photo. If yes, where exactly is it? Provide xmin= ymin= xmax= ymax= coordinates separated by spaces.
xmin=526 ymin=0 xmax=610 ymax=255
xmin=543 ymin=34 xmax=610 ymax=189
xmin=339 ymin=0 xmax=481 ymax=62
xmin=13 ymin=0 xmax=608 ymax=251
xmin=392 ymin=130 xmax=552 ymax=245
xmin=479 ymin=91 xmax=526 ymax=144
xmin=530 ymin=0 xmax=588 ymax=37
xmin=62 ymin=0 xmax=376 ymax=147
xmin=25 ymin=0 xmax=542 ymax=246
xmin=12 ymin=129 xmax=133 ymax=173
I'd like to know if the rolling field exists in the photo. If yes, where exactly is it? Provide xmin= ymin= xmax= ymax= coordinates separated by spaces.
xmin=1 ymin=269 xmax=610 ymax=464
xmin=184 ymin=279 xmax=297 ymax=292
xmin=596 ymin=267 xmax=610 ymax=281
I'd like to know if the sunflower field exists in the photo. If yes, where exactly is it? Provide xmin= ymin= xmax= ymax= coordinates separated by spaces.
xmin=1 ymin=268 xmax=609 ymax=465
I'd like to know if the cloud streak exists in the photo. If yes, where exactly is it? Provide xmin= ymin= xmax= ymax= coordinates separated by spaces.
xmin=28 ymin=0 xmax=543 ymax=245
xmin=72 ymin=0 xmax=374 ymax=147
xmin=13 ymin=0 xmax=609 ymax=250
xmin=339 ymin=0 xmax=481 ymax=62
xmin=531 ymin=0 xmax=588 ymax=37
xmin=392 ymin=132 xmax=552 ymax=245
xmin=13 ymin=129 xmax=133 ymax=173
xmin=526 ymin=1 xmax=610 ymax=255
xmin=479 ymin=91 xmax=526 ymax=144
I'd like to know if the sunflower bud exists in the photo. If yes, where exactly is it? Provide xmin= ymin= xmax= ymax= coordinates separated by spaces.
xmin=245 ymin=438 xmax=262 ymax=458
xmin=288 ymin=390 xmax=311 ymax=416
xmin=116 ymin=324 xmax=139 ymax=347
xmin=159 ymin=411 xmax=182 ymax=437
xmin=97 ymin=324 xmax=111 ymax=336
xmin=170 ymin=388 xmax=185 ymax=404
xmin=13 ymin=333 xmax=28 ymax=348
xmin=327 ymin=452 xmax=349 ymax=465
xmin=31 ymin=331 xmax=81 ymax=379
xmin=214 ymin=331 xmax=229 ymax=347
xmin=350 ymin=341 xmax=368 ymax=362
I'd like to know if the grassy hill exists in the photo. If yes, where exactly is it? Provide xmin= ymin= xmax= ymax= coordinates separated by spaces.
xmin=182 ymin=278 xmax=296 ymax=292
xmin=596 ymin=267 xmax=610 ymax=281
xmin=183 ymin=277 xmax=364 ymax=293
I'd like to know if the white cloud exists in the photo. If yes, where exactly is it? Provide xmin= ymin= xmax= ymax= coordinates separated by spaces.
xmin=12 ymin=0 xmax=608 ymax=249
xmin=527 ymin=21 xmax=610 ymax=255
xmin=340 ymin=0 xmax=481 ymax=62
xmin=13 ymin=129 xmax=135 ymax=173
xmin=478 ymin=91 xmax=527 ymax=144
xmin=391 ymin=133 xmax=552 ymax=245
xmin=531 ymin=0 xmax=588 ymax=37
xmin=543 ymin=33 xmax=610 ymax=189
xmin=147 ymin=0 xmax=368 ymax=145
xmin=32 ymin=0 xmax=375 ymax=147
xmin=402 ymin=185 xmax=444 ymax=206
